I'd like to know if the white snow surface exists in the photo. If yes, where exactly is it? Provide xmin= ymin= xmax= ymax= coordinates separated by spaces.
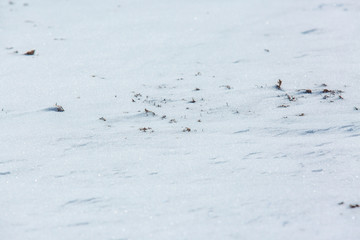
xmin=1 ymin=0 xmax=360 ymax=239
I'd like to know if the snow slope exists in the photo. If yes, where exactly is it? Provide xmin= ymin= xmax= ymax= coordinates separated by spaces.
xmin=1 ymin=0 xmax=360 ymax=239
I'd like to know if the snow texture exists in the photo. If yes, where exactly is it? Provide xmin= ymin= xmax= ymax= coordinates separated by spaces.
xmin=1 ymin=0 xmax=360 ymax=239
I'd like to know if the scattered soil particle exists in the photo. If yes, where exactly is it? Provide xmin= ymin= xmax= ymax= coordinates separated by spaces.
xmin=323 ymin=89 xmax=334 ymax=93
xmin=220 ymin=85 xmax=231 ymax=90
xmin=349 ymin=204 xmax=360 ymax=209
xmin=305 ymin=89 xmax=312 ymax=94
xmin=183 ymin=127 xmax=191 ymax=132
xmin=194 ymin=88 xmax=200 ymax=91
xmin=24 ymin=49 xmax=35 ymax=55
xmin=338 ymin=202 xmax=344 ymax=205
xmin=99 ymin=117 xmax=106 ymax=121
xmin=139 ymin=127 xmax=153 ymax=132
xmin=189 ymin=98 xmax=196 ymax=103
xmin=145 ymin=108 xmax=155 ymax=116
xmin=286 ymin=94 xmax=296 ymax=101
xmin=298 ymin=113 xmax=305 ymax=116
xmin=278 ymin=105 xmax=289 ymax=108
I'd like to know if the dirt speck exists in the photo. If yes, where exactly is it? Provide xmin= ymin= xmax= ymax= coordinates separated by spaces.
xmin=24 ymin=49 xmax=35 ymax=55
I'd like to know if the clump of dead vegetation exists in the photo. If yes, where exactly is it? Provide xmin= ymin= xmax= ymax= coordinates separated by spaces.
xmin=144 ymin=108 xmax=155 ymax=116
xmin=278 ymin=105 xmax=289 ymax=108
xmin=134 ymin=93 xmax=142 ymax=100
xmin=139 ymin=127 xmax=153 ymax=133
xmin=169 ymin=119 xmax=177 ymax=123
xmin=275 ymin=80 xmax=347 ymax=113
xmin=337 ymin=202 xmax=360 ymax=209
xmin=321 ymin=88 xmax=344 ymax=101
xmin=220 ymin=85 xmax=232 ymax=90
